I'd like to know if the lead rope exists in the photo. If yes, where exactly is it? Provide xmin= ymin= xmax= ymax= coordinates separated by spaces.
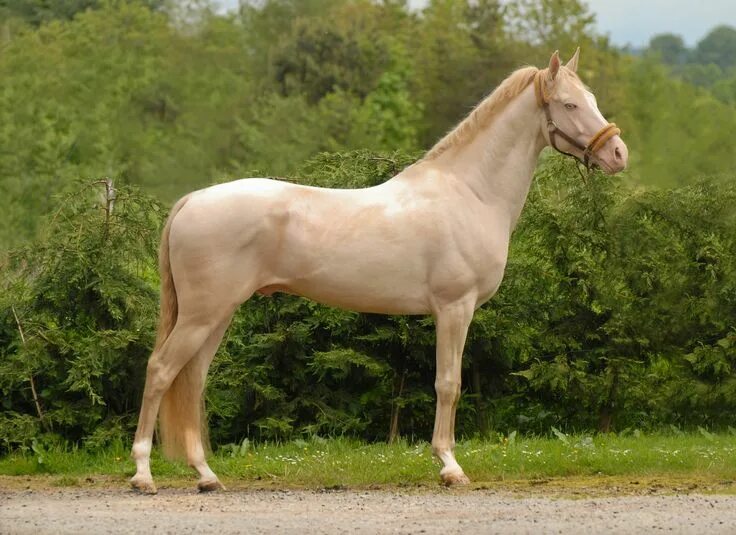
xmin=576 ymin=161 xmax=589 ymax=184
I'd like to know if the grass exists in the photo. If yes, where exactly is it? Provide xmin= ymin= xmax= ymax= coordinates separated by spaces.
xmin=1 ymin=432 xmax=735 ymax=494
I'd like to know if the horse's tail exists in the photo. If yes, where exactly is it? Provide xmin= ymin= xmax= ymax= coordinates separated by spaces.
xmin=153 ymin=195 xmax=187 ymax=353
xmin=152 ymin=195 xmax=203 ymax=460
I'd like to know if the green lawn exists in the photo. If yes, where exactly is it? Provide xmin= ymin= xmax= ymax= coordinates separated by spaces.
xmin=1 ymin=432 xmax=735 ymax=491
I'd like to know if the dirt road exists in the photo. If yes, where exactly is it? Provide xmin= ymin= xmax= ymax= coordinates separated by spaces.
xmin=1 ymin=486 xmax=735 ymax=534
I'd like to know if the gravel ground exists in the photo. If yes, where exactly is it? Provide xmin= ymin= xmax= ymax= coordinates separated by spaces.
xmin=1 ymin=488 xmax=735 ymax=534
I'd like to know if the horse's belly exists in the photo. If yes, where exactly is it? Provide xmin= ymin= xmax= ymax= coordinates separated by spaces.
xmin=284 ymin=268 xmax=432 ymax=315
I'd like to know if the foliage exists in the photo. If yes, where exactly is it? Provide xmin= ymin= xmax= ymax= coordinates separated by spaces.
xmin=0 ymin=180 xmax=163 ymax=450
xmin=645 ymin=25 xmax=736 ymax=110
xmin=693 ymin=25 xmax=736 ymax=70
xmin=499 ymin=159 xmax=736 ymax=433
xmin=648 ymin=33 xmax=689 ymax=66
xmin=617 ymin=57 xmax=736 ymax=185
xmin=2 ymin=148 xmax=736 ymax=451
xmin=1 ymin=1 xmax=736 ymax=453
xmin=1 ymin=1 xmax=735 ymax=248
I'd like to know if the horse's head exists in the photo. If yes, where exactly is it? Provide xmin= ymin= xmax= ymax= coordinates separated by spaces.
xmin=536 ymin=49 xmax=628 ymax=175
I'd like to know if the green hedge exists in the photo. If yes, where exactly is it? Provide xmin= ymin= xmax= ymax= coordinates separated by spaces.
xmin=1 ymin=151 xmax=735 ymax=452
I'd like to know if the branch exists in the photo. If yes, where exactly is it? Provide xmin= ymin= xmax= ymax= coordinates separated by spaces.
xmin=98 ymin=178 xmax=116 ymax=241
xmin=11 ymin=306 xmax=49 ymax=432
xmin=368 ymin=156 xmax=400 ymax=173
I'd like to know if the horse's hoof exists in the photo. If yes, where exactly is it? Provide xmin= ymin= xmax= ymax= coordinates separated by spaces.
xmin=130 ymin=475 xmax=158 ymax=495
xmin=197 ymin=478 xmax=226 ymax=493
xmin=441 ymin=470 xmax=470 ymax=487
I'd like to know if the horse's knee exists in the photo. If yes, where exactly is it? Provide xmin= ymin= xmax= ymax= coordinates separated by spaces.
xmin=435 ymin=378 xmax=461 ymax=405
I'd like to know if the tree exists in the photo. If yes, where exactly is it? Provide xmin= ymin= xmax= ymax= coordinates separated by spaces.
xmin=0 ymin=0 xmax=101 ymax=25
xmin=409 ymin=0 xmax=516 ymax=146
xmin=618 ymin=57 xmax=736 ymax=186
xmin=0 ymin=0 xmax=164 ymax=25
xmin=694 ymin=25 xmax=736 ymax=70
xmin=0 ymin=181 xmax=162 ymax=451
xmin=504 ymin=0 xmax=595 ymax=51
xmin=648 ymin=33 xmax=689 ymax=65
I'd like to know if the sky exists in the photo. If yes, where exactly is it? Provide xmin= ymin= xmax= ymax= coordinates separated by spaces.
xmin=216 ymin=0 xmax=736 ymax=48
xmin=583 ymin=0 xmax=736 ymax=47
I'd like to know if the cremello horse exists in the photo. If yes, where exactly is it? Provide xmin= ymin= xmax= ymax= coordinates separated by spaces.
xmin=131 ymin=50 xmax=627 ymax=493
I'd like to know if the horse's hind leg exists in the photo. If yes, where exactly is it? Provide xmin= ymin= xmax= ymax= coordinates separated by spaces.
xmin=130 ymin=313 xmax=230 ymax=494
xmin=181 ymin=316 xmax=234 ymax=492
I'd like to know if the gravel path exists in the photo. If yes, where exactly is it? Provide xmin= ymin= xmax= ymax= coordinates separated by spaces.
xmin=1 ymin=488 xmax=735 ymax=534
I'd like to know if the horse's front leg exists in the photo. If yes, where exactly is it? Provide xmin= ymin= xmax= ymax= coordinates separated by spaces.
xmin=431 ymin=299 xmax=474 ymax=486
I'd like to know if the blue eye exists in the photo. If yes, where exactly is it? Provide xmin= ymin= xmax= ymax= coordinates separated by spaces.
xmin=565 ymin=103 xmax=577 ymax=110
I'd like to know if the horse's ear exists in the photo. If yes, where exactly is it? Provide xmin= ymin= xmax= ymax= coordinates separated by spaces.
xmin=566 ymin=47 xmax=580 ymax=73
xmin=548 ymin=50 xmax=561 ymax=80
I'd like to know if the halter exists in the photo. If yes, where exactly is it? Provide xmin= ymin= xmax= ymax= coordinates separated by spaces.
xmin=534 ymin=69 xmax=620 ymax=170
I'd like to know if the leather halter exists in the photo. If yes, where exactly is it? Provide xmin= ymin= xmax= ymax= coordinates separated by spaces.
xmin=534 ymin=69 xmax=620 ymax=169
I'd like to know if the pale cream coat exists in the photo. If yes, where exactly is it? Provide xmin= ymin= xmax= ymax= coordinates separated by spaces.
xmin=130 ymin=50 xmax=628 ymax=492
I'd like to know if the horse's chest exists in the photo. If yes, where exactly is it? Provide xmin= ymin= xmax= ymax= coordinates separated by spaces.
xmin=465 ymin=227 xmax=511 ymax=304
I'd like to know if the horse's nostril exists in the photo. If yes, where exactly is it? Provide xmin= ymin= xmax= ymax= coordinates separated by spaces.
xmin=614 ymin=147 xmax=622 ymax=160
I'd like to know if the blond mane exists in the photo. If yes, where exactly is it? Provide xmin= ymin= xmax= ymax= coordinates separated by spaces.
xmin=423 ymin=66 xmax=540 ymax=160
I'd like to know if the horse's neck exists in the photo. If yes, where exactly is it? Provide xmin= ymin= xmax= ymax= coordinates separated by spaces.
xmin=431 ymin=86 xmax=545 ymax=228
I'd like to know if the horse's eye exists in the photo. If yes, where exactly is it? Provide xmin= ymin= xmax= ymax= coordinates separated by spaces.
xmin=564 ymin=103 xmax=577 ymax=110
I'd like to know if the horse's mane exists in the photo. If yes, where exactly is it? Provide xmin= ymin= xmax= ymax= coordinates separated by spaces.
xmin=423 ymin=66 xmax=540 ymax=160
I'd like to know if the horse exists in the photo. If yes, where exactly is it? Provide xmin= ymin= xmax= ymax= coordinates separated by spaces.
xmin=130 ymin=49 xmax=628 ymax=493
